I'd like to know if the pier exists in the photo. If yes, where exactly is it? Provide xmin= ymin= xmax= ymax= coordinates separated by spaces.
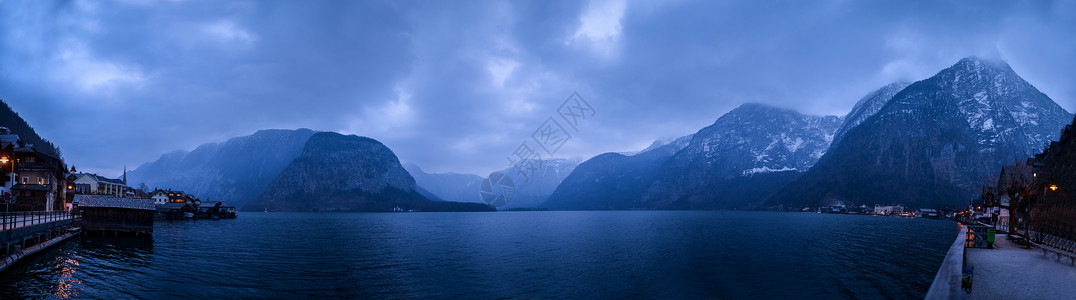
xmin=0 ymin=211 xmax=80 ymax=273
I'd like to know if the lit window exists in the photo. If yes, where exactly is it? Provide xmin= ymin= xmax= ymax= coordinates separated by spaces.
xmin=21 ymin=177 xmax=27 ymax=184
xmin=38 ymin=178 xmax=44 ymax=185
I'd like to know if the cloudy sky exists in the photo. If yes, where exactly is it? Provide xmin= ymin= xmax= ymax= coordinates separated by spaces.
xmin=1 ymin=0 xmax=1074 ymax=177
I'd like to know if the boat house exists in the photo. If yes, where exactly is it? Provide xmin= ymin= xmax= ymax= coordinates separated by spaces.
xmin=75 ymin=195 xmax=154 ymax=234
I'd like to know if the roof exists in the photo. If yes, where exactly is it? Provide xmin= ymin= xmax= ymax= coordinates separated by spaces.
xmin=72 ymin=173 xmax=128 ymax=187
xmin=75 ymin=195 xmax=154 ymax=211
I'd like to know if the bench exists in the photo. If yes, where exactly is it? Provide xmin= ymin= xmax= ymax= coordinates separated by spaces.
xmin=1031 ymin=234 xmax=1076 ymax=266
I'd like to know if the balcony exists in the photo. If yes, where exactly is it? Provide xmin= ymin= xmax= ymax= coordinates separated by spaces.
xmin=16 ymin=162 xmax=55 ymax=172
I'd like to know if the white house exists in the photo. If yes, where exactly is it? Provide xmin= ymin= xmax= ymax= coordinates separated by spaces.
xmin=70 ymin=173 xmax=128 ymax=197
xmin=150 ymin=190 xmax=170 ymax=205
xmin=874 ymin=203 xmax=904 ymax=215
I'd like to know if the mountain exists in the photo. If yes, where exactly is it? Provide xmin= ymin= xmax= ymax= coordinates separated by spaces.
xmin=635 ymin=134 xmax=694 ymax=155
xmin=255 ymin=132 xmax=493 ymax=212
xmin=770 ymin=57 xmax=1073 ymax=209
xmin=546 ymin=103 xmax=841 ymax=210
xmin=831 ymin=81 xmax=911 ymax=148
xmin=641 ymin=103 xmax=842 ymax=209
xmin=498 ymin=158 xmax=581 ymax=209
xmin=403 ymin=162 xmax=484 ymax=203
xmin=542 ymin=138 xmax=688 ymax=210
xmin=0 ymin=100 xmax=61 ymax=158
xmin=127 ymin=129 xmax=318 ymax=208
xmin=404 ymin=158 xmax=581 ymax=209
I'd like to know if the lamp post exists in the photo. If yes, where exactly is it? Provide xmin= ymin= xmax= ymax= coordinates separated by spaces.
xmin=1028 ymin=184 xmax=1060 ymax=248
xmin=0 ymin=156 xmax=6 ymax=228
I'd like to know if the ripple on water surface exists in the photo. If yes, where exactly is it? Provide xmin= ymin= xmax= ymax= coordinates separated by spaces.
xmin=0 ymin=211 xmax=958 ymax=299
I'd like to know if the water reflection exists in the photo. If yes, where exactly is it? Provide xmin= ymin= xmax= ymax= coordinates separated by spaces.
xmin=49 ymin=257 xmax=82 ymax=299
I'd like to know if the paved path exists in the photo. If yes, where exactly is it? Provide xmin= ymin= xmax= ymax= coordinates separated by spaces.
xmin=966 ymin=236 xmax=1076 ymax=299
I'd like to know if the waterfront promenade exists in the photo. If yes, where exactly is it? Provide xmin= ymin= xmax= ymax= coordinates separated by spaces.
xmin=966 ymin=236 xmax=1076 ymax=299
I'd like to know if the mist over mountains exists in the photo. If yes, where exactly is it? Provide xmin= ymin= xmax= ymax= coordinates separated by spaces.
xmin=770 ymin=57 xmax=1071 ymax=209
xmin=129 ymin=129 xmax=491 ymax=212
xmin=546 ymin=103 xmax=842 ymax=210
xmin=405 ymin=158 xmax=580 ymax=209
xmin=546 ymin=57 xmax=1071 ymax=210
xmin=126 ymin=57 xmax=1071 ymax=212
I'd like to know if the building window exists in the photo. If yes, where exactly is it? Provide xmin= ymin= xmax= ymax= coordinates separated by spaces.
xmin=21 ymin=177 xmax=27 ymax=184
xmin=38 ymin=178 xmax=44 ymax=185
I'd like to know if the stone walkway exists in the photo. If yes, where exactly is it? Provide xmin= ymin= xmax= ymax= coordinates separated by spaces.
xmin=966 ymin=236 xmax=1076 ymax=299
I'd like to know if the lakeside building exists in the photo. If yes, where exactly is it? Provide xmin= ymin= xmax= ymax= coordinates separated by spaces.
xmin=148 ymin=189 xmax=236 ymax=219
xmin=150 ymin=189 xmax=198 ymax=204
xmin=0 ymin=127 xmax=69 ymax=211
xmin=1030 ymin=114 xmax=1076 ymax=203
xmin=197 ymin=201 xmax=237 ymax=219
xmin=918 ymin=208 xmax=940 ymax=219
xmin=75 ymin=194 xmax=154 ymax=234
xmin=873 ymin=203 xmax=905 ymax=215
xmin=67 ymin=172 xmax=132 ymax=197
xmin=150 ymin=189 xmax=170 ymax=205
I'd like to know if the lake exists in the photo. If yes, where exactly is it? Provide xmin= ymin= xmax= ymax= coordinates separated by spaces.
xmin=0 ymin=211 xmax=959 ymax=299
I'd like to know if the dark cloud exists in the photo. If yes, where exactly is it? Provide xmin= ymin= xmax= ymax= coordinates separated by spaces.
xmin=1 ymin=0 xmax=1074 ymax=177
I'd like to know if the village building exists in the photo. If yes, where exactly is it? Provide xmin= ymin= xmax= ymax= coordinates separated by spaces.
xmin=873 ymin=203 xmax=905 ymax=215
xmin=1030 ymin=114 xmax=1076 ymax=203
xmin=67 ymin=172 xmax=131 ymax=197
xmin=196 ymin=201 xmax=237 ymax=219
xmin=156 ymin=202 xmax=197 ymax=220
xmin=0 ymin=127 xmax=68 ymax=211
xmin=150 ymin=189 xmax=170 ymax=205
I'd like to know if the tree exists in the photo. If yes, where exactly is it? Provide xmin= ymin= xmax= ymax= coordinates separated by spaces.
xmin=996 ymin=159 xmax=1034 ymax=240
xmin=138 ymin=183 xmax=150 ymax=193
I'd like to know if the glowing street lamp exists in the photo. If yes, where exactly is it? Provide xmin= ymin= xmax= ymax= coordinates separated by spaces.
xmin=1050 ymin=184 xmax=1059 ymax=191
xmin=0 ymin=157 xmax=8 ymax=164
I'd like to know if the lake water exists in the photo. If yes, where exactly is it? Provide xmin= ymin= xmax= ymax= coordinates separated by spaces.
xmin=0 ymin=211 xmax=958 ymax=299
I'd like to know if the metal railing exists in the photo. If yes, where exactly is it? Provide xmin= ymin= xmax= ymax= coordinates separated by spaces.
xmin=965 ymin=225 xmax=993 ymax=248
xmin=0 ymin=211 xmax=76 ymax=231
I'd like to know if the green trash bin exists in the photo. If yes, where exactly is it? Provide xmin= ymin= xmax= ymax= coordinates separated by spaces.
xmin=987 ymin=228 xmax=996 ymax=248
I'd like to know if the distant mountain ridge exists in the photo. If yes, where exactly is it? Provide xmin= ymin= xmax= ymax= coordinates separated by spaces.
xmin=131 ymin=129 xmax=492 ymax=212
xmin=642 ymin=103 xmax=842 ymax=209
xmin=127 ymin=129 xmax=318 ymax=208
xmin=255 ymin=132 xmax=492 ymax=212
xmin=831 ymin=81 xmax=911 ymax=149
xmin=769 ymin=57 xmax=1072 ymax=209
xmin=405 ymin=158 xmax=581 ymax=209
xmin=403 ymin=162 xmax=484 ymax=203
xmin=545 ymin=103 xmax=842 ymax=210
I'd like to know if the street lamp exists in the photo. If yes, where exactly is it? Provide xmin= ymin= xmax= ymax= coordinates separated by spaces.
xmin=0 ymin=156 xmax=7 ymax=226
xmin=1029 ymin=184 xmax=1062 ymax=249
xmin=0 ymin=156 xmax=5 ymax=228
